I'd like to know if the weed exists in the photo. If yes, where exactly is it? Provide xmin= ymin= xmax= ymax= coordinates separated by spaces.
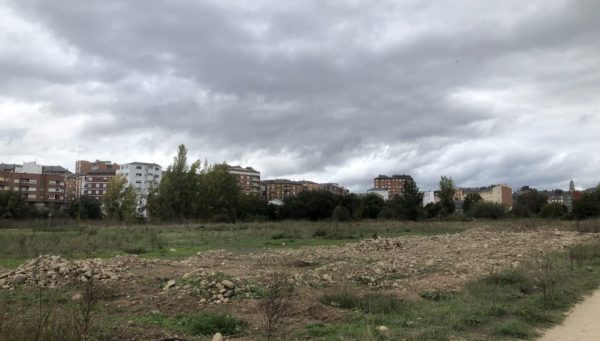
xmin=140 ymin=312 xmax=245 ymax=336
xmin=320 ymin=290 xmax=404 ymax=314
xmin=259 ymin=272 xmax=294 ymax=340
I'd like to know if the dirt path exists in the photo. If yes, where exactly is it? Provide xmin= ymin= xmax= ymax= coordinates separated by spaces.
xmin=539 ymin=288 xmax=600 ymax=341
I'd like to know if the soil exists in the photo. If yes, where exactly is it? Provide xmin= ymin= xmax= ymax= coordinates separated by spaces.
xmin=1 ymin=226 xmax=596 ymax=340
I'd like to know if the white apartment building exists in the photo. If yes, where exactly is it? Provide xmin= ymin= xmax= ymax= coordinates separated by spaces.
xmin=116 ymin=162 xmax=162 ymax=194
xmin=116 ymin=162 xmax=162 ymax=215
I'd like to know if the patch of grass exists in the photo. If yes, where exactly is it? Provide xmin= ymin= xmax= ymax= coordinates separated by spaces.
xmin=320 ymin=291 xmax=405 ymax=314
xmin=493 ymin=319 xmax=536 ymax=338
xmin=310 ymin=242 xmax=600 ymax=340
xmin=139 ymin=312 xmax=245 ymax=336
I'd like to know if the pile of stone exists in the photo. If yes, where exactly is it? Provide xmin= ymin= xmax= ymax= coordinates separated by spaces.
xmin=355 ymin=237 xmax=407 ymax=252
xmin=0 ymin=254 xmax=149 ymax=290
xmin=163 ymin=270 xmax=257 ymax=304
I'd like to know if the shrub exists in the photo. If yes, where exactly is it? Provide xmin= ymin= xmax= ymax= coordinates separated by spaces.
xmin=468 ymin=202 xmax=507 ymax=219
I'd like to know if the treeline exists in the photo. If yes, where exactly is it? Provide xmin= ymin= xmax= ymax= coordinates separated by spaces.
xmin=3 ymin=144 xmax=600 ymax=223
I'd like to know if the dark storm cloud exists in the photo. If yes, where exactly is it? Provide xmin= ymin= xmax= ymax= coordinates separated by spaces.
xmin=2 ymin=0 xmax=600 ymax=191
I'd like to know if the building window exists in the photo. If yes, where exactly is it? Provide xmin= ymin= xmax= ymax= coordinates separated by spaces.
xmin=136 ymin=173 xmax=142 ymax=177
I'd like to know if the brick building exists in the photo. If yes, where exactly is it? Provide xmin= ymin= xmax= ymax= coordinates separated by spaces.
xmin=66 ymin=160 xmax=120 ymax=202
xmin=261 ymin=179 xmax=304 ymax=201
xmin=319 ymin=183 xmax=349 ymax=196
xmin=373 ymin=174 xmax=411 ymax=197
xmin=0 ymin=162 xmax=70 ymax=209
xmin=75 ymin=160 xmax=119 ymax=174
xmin=227 ymin=166 xmax=261 ymax=195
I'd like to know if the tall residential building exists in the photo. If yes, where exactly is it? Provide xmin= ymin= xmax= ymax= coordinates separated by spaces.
xmin=0 ymin=162 xmax=70 ymax=209
xmin=116 ymin=162 xmax=163 ymax=215
xmin=227 ymin=166 xmax=261 ymax=195
xmin=373 ymin=174 xmax=411 ymax=197
xmin=66 ymin=160 xmax=120 ymax=203
xmin=116 ymin=162 xmax=162 ymax=195
xmin=66 ymin=169 xmax=117 ymax=202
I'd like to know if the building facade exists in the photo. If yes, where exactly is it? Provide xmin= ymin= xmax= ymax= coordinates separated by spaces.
xmin=478 ymin=184 xmax=513 ymax=208
xmin=373 ymin=174 xmax=411 ymax=197
xmin=227 ymin=166 xmax=260 ymax=195
xmin=66 ymin=160 xmax=120 ymax=203
xmin=75 ymin=160 xmax=119 ymax=174
xmin=261 ymin=179 xmax=304 ymax=201
xmin=0 ymin=162 xmax=70 ymax=209
xmin=66 ymin=170 xmax=118 ymax=202
xmin=116 ymin=162 xmax=162 ymax=195
xmin=320 ymin=183 xmax=349 ymax=196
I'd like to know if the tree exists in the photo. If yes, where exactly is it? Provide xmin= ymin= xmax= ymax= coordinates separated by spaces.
xmin=282 ymin=191 xmax=339 ymax=221
xmin=539 ymin=203 xmax=567 ymax=219
xmin=469 ymin=202 xmax=507 ymax=219
xmin=463 ymin=193 xmax=482 ymax=213
xmin=572 ymin=190 xmax=600 ymax=220
xmin=360 ymin=193 xmax=385 ymax=219
xmin=424 ymin=202 xmax=442 ymax=219
xmin=401 ymin=176 xmax=423 ymax=220
xmin=68 ymin=195 xmax=102 ymax=220
xmin=147 ymin=144 xmax=201 ymax=220
xmin=513 ymin=189 xmax=547 ymax=217
xmin=438 ymin=176 xmax=456 ymax=216
xmin=200 ymin=163 xmax=242 ymax=222
xmin=332 ymin=205 xmax=351 ymax=222
xmin=102 ymin=175 xmax=138 ymax=221
xmin=0 ymin=190 xmax=28 ymax=219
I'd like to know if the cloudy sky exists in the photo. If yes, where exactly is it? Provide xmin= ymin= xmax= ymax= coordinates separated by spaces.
xmin=1 ymin=0 xmax=599 ymax=192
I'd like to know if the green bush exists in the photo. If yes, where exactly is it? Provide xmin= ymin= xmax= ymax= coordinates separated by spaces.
xmin=468 ymin=202 xmax=507 ymax=219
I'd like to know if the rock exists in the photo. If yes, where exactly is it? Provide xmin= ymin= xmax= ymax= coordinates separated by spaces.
xmin=72 ymin=293 xmax=83 ymax=301
xmin=223 ymin=290 xmax=235 ymax=298
xmin=164 ymin=280 xmax=176 ymax=291
xmin=322 ymin=274 xmax=333 ymax=282
xmin=212 ymin=332 xmax=223 ymax=341
xmin=12 ymin=274 xmax=26 ymax=285
xmin=221 ymin=280 xmax=235 ymax=289
xmin=376 ymin=325 xmax=389 ymax=333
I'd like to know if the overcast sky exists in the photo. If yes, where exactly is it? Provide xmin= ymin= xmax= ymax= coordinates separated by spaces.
xmin=1 ymin=0 xmax=599 ymax=192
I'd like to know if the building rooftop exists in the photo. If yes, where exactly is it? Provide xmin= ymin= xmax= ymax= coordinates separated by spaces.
xmin=375 ymin=174 xmax=411 ymax=179
xmin=121 ymin=162 xmax=161 ymax=167
xmin=228 ymin=165 xmax=260 ymax=173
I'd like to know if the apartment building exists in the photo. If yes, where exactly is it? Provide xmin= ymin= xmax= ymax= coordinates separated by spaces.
xmin=66 ymin=160 xmax=120 ymax=202
xmin=300 ymin=180 xmax=321 ymax=192
xmin=373 ymin=174 xmax=411 ymax=197
xmin=261 ymin=179 xmax=304 ymax=201
xmin=116 ymin=162 xmax=162 ymax=215
xmin=478 ymin=184 xmax=513 ymax=208
xmin=116 ymin=162 xmax=162 ymax=195
xmin=66 ymin=170 xmax=118 ymax=202
xmin=76 ymin=160 xmax=119 ymax=174
xmin=320 ymin=183 xmax=349 ymax=196
xmin=227 ymin=166 xmax=261 ymax=195
xmin=0 ymin=162 xmax=70 ymax=209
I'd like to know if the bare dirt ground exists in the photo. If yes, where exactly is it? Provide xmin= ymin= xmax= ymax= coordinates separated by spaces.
xmin=1 ymin=226 xmax=596 ymax=340
xmin=538 ymin=288 xmax=600 ymax=341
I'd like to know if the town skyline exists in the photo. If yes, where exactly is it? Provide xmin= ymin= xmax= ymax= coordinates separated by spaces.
xmin=0 ymin=157 xmax=595 ymax=194
xmin=1 ymin=1 xmax=599 ymax=193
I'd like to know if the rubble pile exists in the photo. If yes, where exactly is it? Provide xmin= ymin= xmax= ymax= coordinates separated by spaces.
xmin=163 ymin=270 xmax=260 ymax=304
xmin=0 ymin=254 xmax=151 ymax=289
